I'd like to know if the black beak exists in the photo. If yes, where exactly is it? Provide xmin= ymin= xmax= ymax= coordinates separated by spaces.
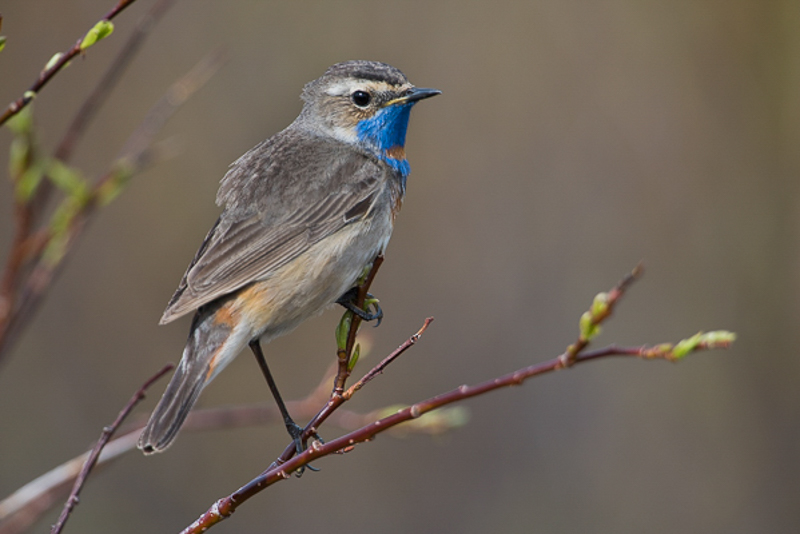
xmin=403 ymin=87 xmax=442 ymax=102
xmin=387 ymin=87 xmax=442 ymax=106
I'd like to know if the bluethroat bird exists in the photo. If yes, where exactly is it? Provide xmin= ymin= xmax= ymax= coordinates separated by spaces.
xmin=138 ymin=61 xmax=440 ymax=454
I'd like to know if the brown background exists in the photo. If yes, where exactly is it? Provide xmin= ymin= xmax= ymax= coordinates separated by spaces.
xmin=1 ymin=1 xmax=798 ymax=532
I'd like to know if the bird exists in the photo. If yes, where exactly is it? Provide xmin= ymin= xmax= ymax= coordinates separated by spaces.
xmin=138 ymin=60 xmax=440 ymax=454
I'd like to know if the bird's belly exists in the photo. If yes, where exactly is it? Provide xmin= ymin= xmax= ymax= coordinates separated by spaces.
xmin=234 ymin=212 xmax=393 ymax=342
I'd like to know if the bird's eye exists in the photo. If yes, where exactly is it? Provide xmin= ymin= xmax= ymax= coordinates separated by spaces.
xmin=351 ymin=90 xmax=371 ymax=108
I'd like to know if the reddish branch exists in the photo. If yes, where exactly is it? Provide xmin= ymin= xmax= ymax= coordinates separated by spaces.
xmin=0 ymin=265 xmax=734 ymax=533
xmin=0 ymin=0 xmax=142 ymax=127
xmin=0 ymin=0 xmax=171 ymax=361
xmin=50 ymin=364 xmax=173 ymax=534
xmin=178 ymin=267 xmax=733 ymax=533
xmin=0 ymin=362 xmax=458 ymax=534
xmin=345 ymin=316 xmax=434 ymax=399
xmin=559 ymin=262 xmax=643 ymax=367
xmin=181 ymin=339 xmax=732 ymax=534
xmin=0 ymin=49 xmax=226 ymax=361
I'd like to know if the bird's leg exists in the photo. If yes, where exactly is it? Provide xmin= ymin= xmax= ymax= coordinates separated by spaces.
xmin=249 ymin=339 xmax=320 ymax=473
xmin=336 ymin=288 xmax=383 ymax=326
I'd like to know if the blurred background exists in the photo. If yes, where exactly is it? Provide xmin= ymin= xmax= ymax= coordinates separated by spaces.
xmin=1 ymin=1 xmax=798 ymax=532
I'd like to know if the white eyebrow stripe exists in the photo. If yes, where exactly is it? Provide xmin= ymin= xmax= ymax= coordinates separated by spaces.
xmin=324 ymin=80 xmax=397 ymax=96
xmin=324 ymin=81 xmax=356 ymax=96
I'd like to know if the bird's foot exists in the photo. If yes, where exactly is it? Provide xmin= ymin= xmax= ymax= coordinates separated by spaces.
xmin=286 ymin=421 xmax=323 ymax=477
xmin=336 ymin=288 xmax=383 ymax=326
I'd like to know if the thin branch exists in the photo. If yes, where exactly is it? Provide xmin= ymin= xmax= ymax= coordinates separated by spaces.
xmin=178 ymin=267 xmax=734 ymax=533
xmin=344 ymin=316 xmax=434 ymax=399
xmin=0 ymin=0 xmax=180 ymax=364
xmin=0 ymin=50 xmax=227 ymax=362
xmin=0 ymin=431 xmax=140 ymax=534
xmin=26 ymin=0 xmax=180 ymax=224
xmin=49 ymin=364 xmax=173 ymax=534
xmin=559 ymin=262 xmax=643 ymax=367
xmin=54 ymin=0 xmax=179 ymax=163
xmin=180 ymin=335 xmax=733 ymax=534
xmin=336 ymin=254 xmax=384 ymax=393
xmin=0 ymin=0 xmax=142 ymax=127
xmin=0 ymin=359 xmax=460 ymax=534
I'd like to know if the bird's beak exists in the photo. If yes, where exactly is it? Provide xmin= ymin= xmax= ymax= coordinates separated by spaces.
xmin=385 ymin=87 xmax=442 ymax=106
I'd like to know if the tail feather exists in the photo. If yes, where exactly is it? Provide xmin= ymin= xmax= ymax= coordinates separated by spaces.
xmin=139 ymin=305 xmax=239 ymax=454
xmin=138 ymin=355 xmax=209 ymax=454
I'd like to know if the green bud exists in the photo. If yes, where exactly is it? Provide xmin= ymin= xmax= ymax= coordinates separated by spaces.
xmin=80 ymin=20 xmax=114 ymax=51
xmin=590 ymin=292 xmax=609 ymax=318
xmin=45 ymin=52 xmax=63 ymax=71
xmin=335 ymin=311 xmax=353 ymax=350
xmin=348 ymin=343 xmax=361 ymax=371
xmin=16 ymin=163 xmax=46 ymax=203
xmin=7 ymin=105 xmax=33 ymax=135
xmin=0 ymin=36 xmax=6 ymax=53
xmin=356 ymin=263 xmax=372 ymax=285
xmin=579 ymin=310 xmax=601 ymax=341
xmin=671 ymin=332 xmax=703 ymax=360
xmin=48 ymin=159 xmax=89 ymax=202
xmin=44 ymin=197 xmax=84 ymax=266
xmin=699 ymin=330 xmax=737 ymax=346
xmin=9 ymin=136 xmax=29 ymax=178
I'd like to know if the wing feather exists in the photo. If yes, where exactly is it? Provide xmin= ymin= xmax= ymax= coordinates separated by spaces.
xmin=160 ymin=132 xmax=385 ymax=324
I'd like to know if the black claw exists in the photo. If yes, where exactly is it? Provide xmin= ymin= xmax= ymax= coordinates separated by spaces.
xmin=288 ymin=423 xmax=323 ymax=476
xmin=336 ymin=289 xmax=384 ymax=326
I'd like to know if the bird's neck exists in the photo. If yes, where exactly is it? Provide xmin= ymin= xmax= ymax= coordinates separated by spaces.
xmin=356 ymin=103 xmax=413 ymax=177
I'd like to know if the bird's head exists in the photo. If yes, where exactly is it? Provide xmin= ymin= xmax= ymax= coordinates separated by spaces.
xmin=298 ymin=60 xmax=440 ymax=175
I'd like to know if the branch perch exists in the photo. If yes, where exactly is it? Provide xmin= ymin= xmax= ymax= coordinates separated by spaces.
xmin=50 ymin=364 xmax=173 ymax=534
xmin=179 ymin=266 xmax=735 ymax=533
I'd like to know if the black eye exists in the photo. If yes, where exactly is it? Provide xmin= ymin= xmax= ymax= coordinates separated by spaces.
xmin=351 ymin=90 xmax=371 ymax=107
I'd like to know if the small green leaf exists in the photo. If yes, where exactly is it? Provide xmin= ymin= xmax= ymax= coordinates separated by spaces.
xmin=356 ymin=263 xmax=372 ymax=285
xmin=672 ymin=332 xmax=704 ymax=360
xmin=590 ymin=292 xmax=609 ymax=318
xmin=0 ymin=36 xmax=6 ymax=53
xmin=48 ymin=159 xmax=89 ymax=202
xmin=16 ymin=162 xmax=46 ymax=202
xmin=80 ymin=20 xmax=114 ymax=51
xmin=9 ymin=137 xmax=30 ymax=178
xmin=579 ymin=310 xmax=601 ymax=341
xmin=335 ymin=311 xmax=353 ymax=351
xmin=6 ymin=105 xmax=33 ymax=135
xmin=44 ymin=198 xmax=83 ymax=266
xmin=348 ymin=343 xmax=361 ymax=371
xmin=45 ymin=52 xmax=63 ymax=71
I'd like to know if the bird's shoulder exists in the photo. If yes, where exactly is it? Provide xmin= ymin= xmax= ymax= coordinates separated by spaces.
xmin=216 ymin=126 xmax=387 ymax=217
xmin=159 ymin=127 xmax=398 ymax=324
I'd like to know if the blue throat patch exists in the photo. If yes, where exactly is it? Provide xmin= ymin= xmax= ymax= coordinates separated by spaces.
xmin=356 ymin=103 xmax=414 ymax=177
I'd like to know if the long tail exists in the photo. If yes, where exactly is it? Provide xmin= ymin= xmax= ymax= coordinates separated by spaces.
xmin=138 ymin=305 xmax=240 ymax=454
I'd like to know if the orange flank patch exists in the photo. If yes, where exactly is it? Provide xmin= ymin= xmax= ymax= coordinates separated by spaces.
xmin=212 ymin=302 xmax=237 ymax=326
xmin=234 ymin=282 xmax=273 ymax=322
xmin=384 ymin=145 xmax=406 ymax=161
xmin=212 ymin=282 xmax=270 ymax=327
